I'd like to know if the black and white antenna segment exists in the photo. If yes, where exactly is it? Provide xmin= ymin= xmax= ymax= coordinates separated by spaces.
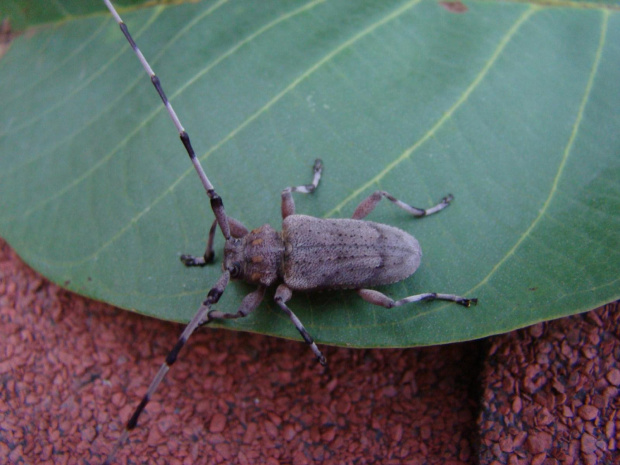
xmin=101 ymin=1 xmax=229 ymax=463
xmin=102 ymin=0 xmax=215 ymax=197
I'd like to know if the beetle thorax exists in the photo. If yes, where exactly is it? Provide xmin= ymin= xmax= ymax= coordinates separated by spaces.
xmin=223 ymin=224 xmax=284 ymax=287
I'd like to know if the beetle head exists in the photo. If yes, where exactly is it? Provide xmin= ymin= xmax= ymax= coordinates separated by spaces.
xmin=222 ymin=237 xmax=246 ymax=280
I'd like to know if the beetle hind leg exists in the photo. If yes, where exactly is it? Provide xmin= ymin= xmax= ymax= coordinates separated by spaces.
xmin=358 ymin=289 xmax=477 ymax=308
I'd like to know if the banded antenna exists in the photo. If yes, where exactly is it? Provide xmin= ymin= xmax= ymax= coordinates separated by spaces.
xmin=102 ymin=0 xmax=215 ymax=196
xmin=101 ymin=1 xmax=235 ymax=462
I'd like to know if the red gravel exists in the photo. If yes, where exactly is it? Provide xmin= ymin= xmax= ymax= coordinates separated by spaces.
xmin=3 ymin=236 xmax=618 ymax=465
xmin=478 ymin=302 xmax=620 ymax=465
xmin=0 ymin=238 xmax=480 ymax=464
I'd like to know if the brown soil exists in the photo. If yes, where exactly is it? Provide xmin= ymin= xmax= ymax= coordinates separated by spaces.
xmin=1 ymin=237 xmax=618 ymax=464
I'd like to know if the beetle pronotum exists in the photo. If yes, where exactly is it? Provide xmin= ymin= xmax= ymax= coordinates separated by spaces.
xmin=101 ymin=1 xmax=478 ymax=462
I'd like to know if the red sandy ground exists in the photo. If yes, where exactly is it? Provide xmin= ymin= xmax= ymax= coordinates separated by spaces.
xmin=479 ymin=303 xmax=619 ymax=465
xmin=0 ymin=238 xmax=618 ymax=464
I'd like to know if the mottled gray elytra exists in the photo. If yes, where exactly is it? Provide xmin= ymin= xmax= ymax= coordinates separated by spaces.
xmin=101 ymin=1 xmax=477 ymax=462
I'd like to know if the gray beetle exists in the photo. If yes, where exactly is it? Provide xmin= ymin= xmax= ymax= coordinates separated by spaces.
xmin=180 ymin=158 xmax=475 ymax=368
xmin=102 ymin=1 xmax=477 ymax=462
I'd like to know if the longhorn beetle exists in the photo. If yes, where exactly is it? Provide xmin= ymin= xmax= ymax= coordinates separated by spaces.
xmin=101 ymin=0 xmax=478 ymax=462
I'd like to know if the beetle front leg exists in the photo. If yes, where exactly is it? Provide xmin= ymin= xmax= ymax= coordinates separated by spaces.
xmin=181 ymin=216 xmax=250 ymax=267
xmin=281 ymin=158 xmax=323 ymax=219
xmin=352 ymin=191 xmax=453 ymax=220
xmin=180 ymin=219 xmax=218 ymax=266
xmin=205 ymin=286 xmax=266 ymax=323
xmin=274 ymin=284 xmax=326 ymax=365
xmin=358 ymin=289 xmax=478 ymax=308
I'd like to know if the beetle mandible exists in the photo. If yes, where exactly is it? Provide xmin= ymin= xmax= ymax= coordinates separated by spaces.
xmin=102 ymin=0 xmax=477 ymax=462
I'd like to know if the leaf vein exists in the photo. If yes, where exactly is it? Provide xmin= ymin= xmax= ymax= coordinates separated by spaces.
xmin=0 ymin=6 xmax=165 ymax=139
xmin=469 ymin=9 xmax=609 ymax=293
xmin=324 ymin=5 xmax=538 ymax=218
xmin=52 ymin=0 xmax=426 ymax=265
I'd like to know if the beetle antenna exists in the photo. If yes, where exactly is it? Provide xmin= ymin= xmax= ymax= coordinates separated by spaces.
xmin=103 ymin=271 xmax=231 ymax=464
xmin=102 ymin=0 xmax=231 ymax=239
xmin=100 ymin=0 xmax=235 ymax=461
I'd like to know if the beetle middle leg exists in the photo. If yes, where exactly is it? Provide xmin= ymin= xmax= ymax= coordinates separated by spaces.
xmin=352 ymin=191 xmax=453 ymax=220
xmin=358 ymin=288 xmax=477 ymax=308
xmin=274 ymin=284 xmax=326 ymax=365
xmin=281 ymin=158 xmax=323 ymax=219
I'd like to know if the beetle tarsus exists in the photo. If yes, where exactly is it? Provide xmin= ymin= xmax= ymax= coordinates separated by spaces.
xmin=459 ymin=298 xmax=478 ymax=307
xmin=180 ymin=254 xmax=208 ymax=267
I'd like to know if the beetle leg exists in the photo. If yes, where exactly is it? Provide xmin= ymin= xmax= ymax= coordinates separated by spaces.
xmin=274 ymin=284 xmax=326 ymax=365
xmin=352 ymin=191 xmax=453 ymax=220
xmin=357 ymin=289 xmax=478 ymax=308
xmin=181 ymin=216 xmax=249 ymax=267
xmin=281 ymin=158 xmax=323 ymax=219
xmin=180 ymin=219 xmax=218 ymax=266
xmin=204 ymin=286 xmax=266 ymax=323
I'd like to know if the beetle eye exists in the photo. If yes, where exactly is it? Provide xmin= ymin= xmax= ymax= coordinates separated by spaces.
xmin=229 ymin=262 xmax=241 ymax=278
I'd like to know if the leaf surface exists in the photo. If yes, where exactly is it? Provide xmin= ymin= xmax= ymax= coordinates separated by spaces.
xmin=0 ymin=0 xmax=618 ymax=347
xmin=0 ymin=0 xmax=156 ymax=31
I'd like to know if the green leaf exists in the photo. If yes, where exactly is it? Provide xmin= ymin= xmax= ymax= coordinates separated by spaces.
xmin=0 ymin=0 xmax=618 ymax=348
xmin=0 ymin=0 xmax=153 ymax=31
